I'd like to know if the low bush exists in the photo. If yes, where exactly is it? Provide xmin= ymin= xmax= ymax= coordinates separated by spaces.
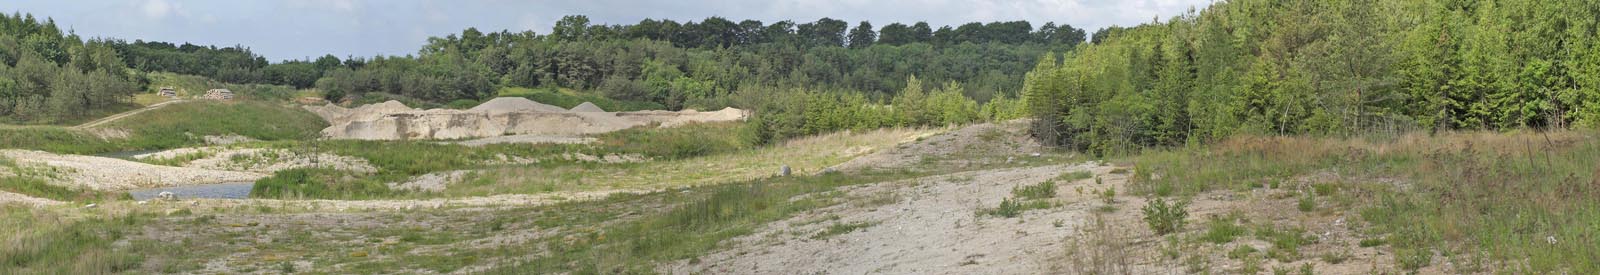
xmin=1141 ymin=197 xmax=1189 ymax=235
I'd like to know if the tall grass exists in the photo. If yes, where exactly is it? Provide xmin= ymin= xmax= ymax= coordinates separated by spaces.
xmin=0 ymin=126 xmax=124 ymax=154
xmin=1126 ymin=131 xmax=1600 ymax=272
xmin=0 ymin=206 xmax=153 ymax=274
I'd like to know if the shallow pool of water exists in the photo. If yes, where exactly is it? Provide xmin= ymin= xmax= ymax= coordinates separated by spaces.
xmin=129 ymin=182 xmax=254 ymax=200
xmin=95 ymin=149 xmax=163 ymax=160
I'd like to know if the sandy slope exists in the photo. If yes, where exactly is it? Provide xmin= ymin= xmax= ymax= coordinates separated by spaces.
xmin=305 ymin=98 xmax=748 ymax=140
xmin=0 ymin=149 xmax=267 ymax=191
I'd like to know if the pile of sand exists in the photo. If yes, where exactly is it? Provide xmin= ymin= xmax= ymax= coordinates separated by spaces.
xmin=308 ymin=97 xmax=749 ymax=141
xmin=468 ymin=97 xmax=567 ymax=114
xmin=570 ymin=102 xmax=605 ymax=112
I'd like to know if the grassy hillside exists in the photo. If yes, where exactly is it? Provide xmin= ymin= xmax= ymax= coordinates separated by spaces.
xmin=0 ymin=101 xmax=325 ymax=154
xmin=1125 ymin=131 xmax=1600 ymax=273
xmin=104 ymin=101 xmax=326 ymax=150
xmin=0 ymin=126 xmax=124 ymax=154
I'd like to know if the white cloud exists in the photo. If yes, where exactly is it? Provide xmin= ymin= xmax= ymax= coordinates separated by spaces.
xmin=141 ymin=0 xmax=171 ymax=19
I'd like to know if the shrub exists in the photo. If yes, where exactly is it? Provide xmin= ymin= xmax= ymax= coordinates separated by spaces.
xmin=1100 ymin=187 xmax=1117 ymax=205
xmin=1296 ymin=192 xmax=1316 ymax=212
xmin=1141 ymin=197 xmax=1189 ymax=235
xmin=1011 ymin=181 xmax=1056 ymax=200
xmin=986 ymin=198 xmax=1050 ymax=218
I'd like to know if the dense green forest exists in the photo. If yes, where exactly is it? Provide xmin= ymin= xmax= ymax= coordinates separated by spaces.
xmin=314 ymin=15 xmax=1083 ymax=109
xmin=1 ymin=13 xmax=1084 ymax=127
xmin=1023 ymin=0 xmax=1600 ymax=155
xmin=0 ymin=13 xmax=138 ymax=123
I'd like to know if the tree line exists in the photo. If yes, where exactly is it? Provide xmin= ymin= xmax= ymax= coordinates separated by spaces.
xmin=314 ymin=15 xmax=1087 ymax=109
xmin=0 ymin=13 xmax=1089 ymax=125
xmin=0 ymin=13 xmax=137 ymax=123
xmin=1023 ymin=0 xmax=1600 ymax=155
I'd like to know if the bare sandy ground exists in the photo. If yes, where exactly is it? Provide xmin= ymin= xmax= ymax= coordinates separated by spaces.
xmin=667 ymin=163 xmax=1107 ymax=275
xmin=1 ymin=149 xmax=267 ymax=191
xmin=305 ymin=98 xmax=748 ymax=140
xmin=134 ymin=147 xmax=377 ymax=174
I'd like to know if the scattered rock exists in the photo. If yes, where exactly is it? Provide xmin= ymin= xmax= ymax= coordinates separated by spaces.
xmin=781 ymin=165 xmax=792 ymax=176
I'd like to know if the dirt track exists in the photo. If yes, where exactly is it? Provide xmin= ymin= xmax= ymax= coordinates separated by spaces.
xmin=75 ymin=99 xmax=187 ymax=129
xmin=668 ymin=163 xmax=1112 ymax=274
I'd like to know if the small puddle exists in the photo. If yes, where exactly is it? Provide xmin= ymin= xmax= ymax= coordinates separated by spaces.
xmin=95 ymin=149 xmax=163 ymax=160
xmin=129 ymin=182 xmax=255 ymax=200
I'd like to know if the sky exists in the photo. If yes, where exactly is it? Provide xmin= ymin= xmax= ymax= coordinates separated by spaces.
xmin=5 ymin=0 xmax=1213 ymax=61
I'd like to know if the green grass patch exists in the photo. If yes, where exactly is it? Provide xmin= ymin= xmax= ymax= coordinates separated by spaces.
xmin=1255 ymin=225 xmax=1311 ymax=262
xmin=1011 ymin=180 xmax=1057 ymax=200
xmin=106 ymin=101 xmax=326 ymax=150
xmin=985 ymin=198 xmax=1052 ymax=218
xmin=592 ymin=122 xmax=757 ymax=160
xmin=1122 ymin=132 xmax=1600 ymax=272
xmin=1056 ymin=170 xmax=1094 ymax=182
xmin=251 ymin=168 xmax=392 ymax=199
xmin=1200 ymin=216 xmax=1247 ymax=244
xmin=0 ymin=206 xmax=163 ymax=274
xmin=0 ymin=126 xmax=124 ymax=154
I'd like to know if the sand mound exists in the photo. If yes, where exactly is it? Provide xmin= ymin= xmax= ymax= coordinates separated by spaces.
xmin=0 ymin=149 xmax=267 ymax=191
xmin=469 ymin=97 xmax=567 ymax=113
xmin=315 ymin=98 xmax=748 ymax=140
xmin=570 ymin=102 xmax=606 ymax=112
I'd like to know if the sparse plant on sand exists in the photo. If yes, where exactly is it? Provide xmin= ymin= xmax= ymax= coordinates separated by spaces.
xmin=1141 ymin=197 xmax=1189 ymax=236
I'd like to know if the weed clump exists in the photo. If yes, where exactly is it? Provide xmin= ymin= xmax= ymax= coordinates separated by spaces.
xmin=1141 ymin=197 xmax=1189 ymax=236
xmin=1011 ymin=180 xmax=1056 ymax=200
xmin=1200 ymin=217 xmax=1246 ymax=244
